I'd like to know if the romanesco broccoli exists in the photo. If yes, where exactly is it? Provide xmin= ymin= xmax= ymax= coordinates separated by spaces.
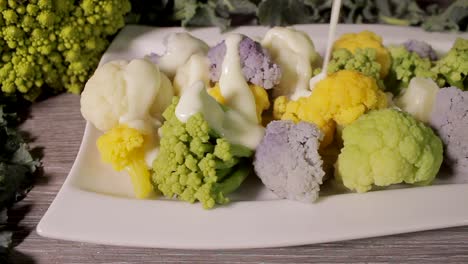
xmin=96 ymin=124 xmax=154 ymax=199
xmin=152 ymin=97 xmax=253 ymax=209
xmin=432 ymin=38 xmax=468 ymax=90
xmin=0 ymin=0 xmax=131 ymax=100
xmin=333 ymin=31 xmax=391 ymax=79
xmin=386 ymin=45 xmax=436 ymax=95
xmin=328 ymin=48 xmax=383 ymax=88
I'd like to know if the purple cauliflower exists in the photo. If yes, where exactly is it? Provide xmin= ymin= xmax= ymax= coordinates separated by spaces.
xmin=430 ymin=87 xmax=468 ymax=181
xmin=404 ymin=39 xmax=438 ymax=61
xmin=253 ymin=120 xmax=325 ymax=202
xmin=208 ymin=36 xmax=281 ymax=89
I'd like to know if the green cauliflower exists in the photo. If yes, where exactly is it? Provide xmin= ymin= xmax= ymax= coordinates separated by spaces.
xmin=152 ymin=97 xmax=253 ymax=209
xmin=0 ymin=0 xmax=131 ymax=101
xmin=432 ymin=38 xmax=468 ymax=91
xmin=328 ymin=48 xmax=382 ymax=83
xmin=385 ymin=45 xmax=436 ymax=95
xmin=336 ymin=109 xmax=443 ymax=193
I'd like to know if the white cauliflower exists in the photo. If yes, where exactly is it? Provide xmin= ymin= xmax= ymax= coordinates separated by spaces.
xmin=396 ymin=77 xmax=439 ymax=123
xmin=173 ymin=53 xmax=211 ymax=95
xmin=80 ymin=59 xmax=174 ymax=133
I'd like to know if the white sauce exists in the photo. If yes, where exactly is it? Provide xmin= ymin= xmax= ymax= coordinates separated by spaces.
xmin=310 ymin=0 xmax=342 ymax=91
xmin=119 ymin=59 xmax=161 ymax=134
xmin=156 ymin=33 xmax=209 ymax=78
xmin=173 ymin=53 xmax=211 ymax=95
xmin=117 ymin=59 xmax=170 ymax=168
xmin=175 ymin=81 xmax=264 ymax=149
xmin=219 ymin=34 xmax=258 ymax=124
xmin=262 ymin=27 xmax=319 ymax=100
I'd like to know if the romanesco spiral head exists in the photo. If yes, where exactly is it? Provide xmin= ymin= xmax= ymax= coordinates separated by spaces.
xmin=152 ymin=98 xmax=253 ymax=209
xmin=0 ymin=0 xmax=131 ymax=100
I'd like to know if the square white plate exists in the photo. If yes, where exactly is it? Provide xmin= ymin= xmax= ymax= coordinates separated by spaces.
xmin=37 ymin=24 xmax=468 ymax=249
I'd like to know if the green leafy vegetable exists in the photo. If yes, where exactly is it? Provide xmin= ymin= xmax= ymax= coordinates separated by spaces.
xmin=0 ymin=98 xmax=40 ymax=258
xmin=127 ymin=0 xmax=466 ymax=33
xmin=422 ymin=0 xmax=468 ymax=32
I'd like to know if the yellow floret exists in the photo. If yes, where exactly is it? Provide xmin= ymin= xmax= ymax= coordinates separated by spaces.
xmin=208 ymin=83 xmax=270 ymax=124
xmin=273 ymin=70 xmax=388 ymax=147
xmin=333 ymin=31 xmax=391 ymax=79
xmin=96 ymin=125 xmax=153 ymax=199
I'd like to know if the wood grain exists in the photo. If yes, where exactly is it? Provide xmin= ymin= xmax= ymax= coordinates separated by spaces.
xmin=9 ymin=93 xmax=468 ymax=264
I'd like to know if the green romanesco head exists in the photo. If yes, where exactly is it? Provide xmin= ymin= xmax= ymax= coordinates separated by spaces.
xmin=336 ymin=109 xmax=443 ymax=193
xmin=328 ymin=48 xmax=382 ymax=84
xmin=152 ymin=97 xmax=252 ymax=209
xmin=432 ymin=38 xmax=468 ymax=90
xmin=0 ymin=0 xmax=131 ymax=100
xmin=386 ymin=45 xmax=436 ymax=95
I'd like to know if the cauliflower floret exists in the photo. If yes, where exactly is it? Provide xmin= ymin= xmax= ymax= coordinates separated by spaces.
xmin=396 ymin=77 xmax=440 ymax=123
xmin=333 ymin=31 xmax=391 ymax=79
xmin=274 ymin=70 xmax=388 ymax=147
xmin=254 ymin=120 xmax=325 ymax=202
xmin=208 ymin=83 xmax=270 ymax=124
xmin=336 ymin=109 xmax=443 ymax=193
xmin=430 ymin=87 xmax=468 ymax=179
xmin=173 ymin=53 xmax=210 ymax=95
xmin=147 ymin=32 xmax=209 ymax=78
xmin=80 ymin=59 xmax=173 ymax=132
xmin=261 ymin=27 xmax=321 ymax=99
xmin=403 ymin=39 xmax=438 ymax=60
xmin=208 ymin=36 xmax=281 ymax=89
xmin=97 ymin=125 xmax=153 ymax=198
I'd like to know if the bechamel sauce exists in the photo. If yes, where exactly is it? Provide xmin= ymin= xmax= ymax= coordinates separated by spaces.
xmin=173 ymin=53 xmax=210 ymax=95
xmin=120 ymin=59 xmax=161 ymax=134
xmin=175 ymin=81 xmax=264 ymax=149
xmin=219 ymin=34 xmax=258 ymax=124
xmin=157 ymin=33 xmax=209 ymax=78
xmin=309 ymin=0 xmax=342 ymax=91
xmin=262 ymin=27 xmax=318 ymax=100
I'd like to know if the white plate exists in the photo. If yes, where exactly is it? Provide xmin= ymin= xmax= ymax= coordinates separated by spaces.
xmin=37 ymin=24 xmax=468 ymax=249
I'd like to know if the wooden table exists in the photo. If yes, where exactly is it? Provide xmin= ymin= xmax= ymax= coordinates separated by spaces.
xmin=10 ymin=93 xmax=468 ymax=263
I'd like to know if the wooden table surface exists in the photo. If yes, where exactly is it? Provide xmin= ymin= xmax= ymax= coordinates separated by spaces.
xmin=9 ymin=93 xmax=468 ymax=264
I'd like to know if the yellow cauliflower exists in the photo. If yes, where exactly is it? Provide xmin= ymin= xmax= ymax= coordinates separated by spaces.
xmin=97 ymin=125 xmax=154 ymax=199
xmin=274 ymin=70 xmax=388 ymax=147
xmin=208 ymin=83 xmax=270 ymax=124
xmin=333 ymin=31 xmax=391 ymax=79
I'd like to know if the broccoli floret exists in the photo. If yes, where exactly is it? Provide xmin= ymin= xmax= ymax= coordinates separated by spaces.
xmin=208 ymin=36 xmax=281 ymax=89
xmin=152 ymin=97 xmax=252 ymax=209
xmin=328 ymin=48 xmax=383 ymax=88
xmin=385 ymin=45 xmax=436 ymax=95
xmin=432 ymin=38 xmax=468 ymax=91
xmin=0 ymin=0 xmax=131 ymax=100
xmin=254 ymin=120 xmax=325 ymax=203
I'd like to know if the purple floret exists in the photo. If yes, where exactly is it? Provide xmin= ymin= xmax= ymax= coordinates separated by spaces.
xmin=404 ymin=39 xmax=438 ymax=60
xmin=208 ymin=36 xmax=281 ymax=89
xmin=253 ymin=120 xmax=325 ymax=202
xmin=430 ymin=87 xmax=468 ymax=181
xmin=146 ymin=53 xmax=160 ymax=64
